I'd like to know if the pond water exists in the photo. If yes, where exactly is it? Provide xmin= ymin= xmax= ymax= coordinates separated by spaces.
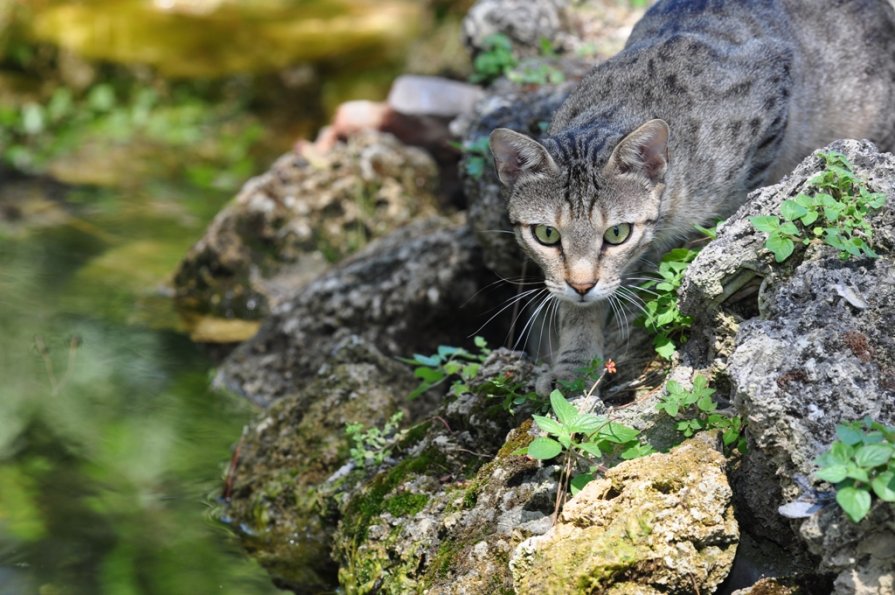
xmin=0 ymin=173 xmax=284 ymax=594
xmin=0 ymin=2 xmax=464 ymax=593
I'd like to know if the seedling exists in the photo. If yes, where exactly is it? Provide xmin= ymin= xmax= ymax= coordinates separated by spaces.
xmin=656 ymin=375 xmax=747 ymax=454
xmin=815 ymin=417 xmax=895 ymax=523
xmin=750 ymin=151 xmax=886 ymax=262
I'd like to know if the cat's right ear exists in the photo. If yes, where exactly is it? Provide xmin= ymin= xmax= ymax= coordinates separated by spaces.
xmin=489 ymin=129 xmax=558 ymax=189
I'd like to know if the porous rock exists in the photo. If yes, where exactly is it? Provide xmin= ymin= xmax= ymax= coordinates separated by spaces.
xmin=222 ymin=338 xmax=415 ymax=593
xmin=215 ymin=217 xmax=512 ymax=408
xmin=679 ymin=140 xmax=895 ymax=591
xmin=172 ymin=131 xmax=438 ymax=323
xmin=510 ymin=431 xmax=739 ymax=594
xmin=333 ymin=349 xmax=558 ymax=594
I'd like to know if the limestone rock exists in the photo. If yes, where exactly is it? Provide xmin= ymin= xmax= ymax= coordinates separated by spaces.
xmin=333 ymin=349 xmax=556 ymax=594
xmin=221 ymin=338 xmax=416 ymax=592
xmin=510 ymin=432 xmax=738 ymax=594
xmin=172 ymin=131 xmax=439 ymax=325
xmin=215 ymin=218 xmax=513 ymax=408
xmin=678 ymin=139 xmax=895 ymax=590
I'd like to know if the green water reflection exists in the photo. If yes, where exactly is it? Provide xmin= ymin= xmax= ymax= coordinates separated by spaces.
xmin=0 ymin=196 xmax=282 ymax=594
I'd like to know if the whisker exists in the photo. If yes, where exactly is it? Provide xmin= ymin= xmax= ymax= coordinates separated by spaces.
xmin=514 ymin=293 xmax=551 ymax=353
xmin=471 ymin=287 xmax=544 ymax=337
xmin=505 ymin=288 xmax=548 ymax=347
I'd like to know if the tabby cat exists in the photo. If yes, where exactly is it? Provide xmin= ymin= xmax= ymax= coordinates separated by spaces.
xmin=490 ymin=0 xmax=895 ymax=395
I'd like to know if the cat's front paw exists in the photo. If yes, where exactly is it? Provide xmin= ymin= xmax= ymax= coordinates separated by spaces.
xmin=535 ymin=363 xmax=580 ymax=397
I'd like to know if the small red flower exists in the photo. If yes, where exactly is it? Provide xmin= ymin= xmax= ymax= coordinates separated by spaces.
xmin=605 ymin=359 xmax=617 ymax=375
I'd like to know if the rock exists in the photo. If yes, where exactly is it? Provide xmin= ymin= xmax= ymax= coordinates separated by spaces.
xmin=800 ymin=503 xmax=895 ymax=595
xmin=333 ymin=349 xmax=556 ymax=594
xmin=215 ymin=217 xmax=513 ymax=408
xmin=387 ymin=75 xmax=484 ymax=119
xmin=510 ymin=432 xmax=738 ymax=594
xmin=463 ymin=0 xmax=573 ymax=57
xmin=221 ymin=338 xmax=416 ymax=593
xmin=678 ymin=140 xmax=895 ymax=589
xmin=172 ymin=131 xmax=439 ymax=329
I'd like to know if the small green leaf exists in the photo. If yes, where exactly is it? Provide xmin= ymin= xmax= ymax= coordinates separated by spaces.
xmin=571 ymin=413 xmax=604 ymax=436
xmin=598 ymin=422 xmax=640 ymax=444
xmin=654 ymin=335 xmax=677 ymax=359
xmin=871 ymin=471 xmax=895 ymax=501
xmin=550 ymin=390 xmax=579 ymax=426
xmin=413 ymin=354 xmax=441 ymax=367
xmin=836 ymin=486 xmax=872 ymax=523
xmin=780 ymin=200 xmax=808 ymax=221
xmin=532 ymin=415 xmax=564 ymax=436
xmin=845 ymin=463 xmax=870 ymax=483
xmin=855 ymin=443 xmax=893 ymax=468
xmin=836 ymin=424 xmax=866 ymax=446
xmin=527 ymin=437 xmax=563 ymax=460
xmin=577 ymin=441 xmax=603 ymax=458
xmin=829 ymin=441 xmax=855 ymax=465
xmin=750 ymin=215 xmax=780 ymax=233
xmin=765 ymin=235 xmax=795 ymax=262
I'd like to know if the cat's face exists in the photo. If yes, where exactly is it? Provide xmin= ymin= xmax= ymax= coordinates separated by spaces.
xmin=490 ymin=120 xmax=669 ymax=305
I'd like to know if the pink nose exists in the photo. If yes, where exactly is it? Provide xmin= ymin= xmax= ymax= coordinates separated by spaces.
xmin=568 ymin=281 xmax=595 ymax=295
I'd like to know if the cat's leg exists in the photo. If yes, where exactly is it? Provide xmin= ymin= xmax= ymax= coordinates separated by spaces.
xmin=536 ymin=301 xmax=607 ymax=396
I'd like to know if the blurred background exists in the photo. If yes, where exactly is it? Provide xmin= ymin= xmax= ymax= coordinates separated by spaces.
xmin=0 ymin=1 xmax=472 ymax=593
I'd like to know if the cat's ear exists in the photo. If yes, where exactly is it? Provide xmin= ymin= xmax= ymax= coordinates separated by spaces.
xmin=607 ymin=119 xmax=669 ymax=184
xmin=489 ymin=129 xmax=558 ymax=188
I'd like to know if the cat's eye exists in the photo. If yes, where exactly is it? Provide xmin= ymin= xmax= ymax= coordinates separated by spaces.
xmin=603 ymin=223 xmax=632 ymax=245
xmin=532 ymin=224 xmax=561 ymax=246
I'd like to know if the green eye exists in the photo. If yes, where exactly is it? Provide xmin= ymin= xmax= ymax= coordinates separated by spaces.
xmin=603 ymin=223 xmax=632 ymax=245
xmin=533 ymin=224 xmax=561 ymax=246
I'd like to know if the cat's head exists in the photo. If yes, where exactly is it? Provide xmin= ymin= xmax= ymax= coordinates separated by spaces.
xmin=489 ymin=119 xmax=669 ymax=305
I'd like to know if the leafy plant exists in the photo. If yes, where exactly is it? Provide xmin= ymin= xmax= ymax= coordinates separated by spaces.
xmin=345 ymin=412 xmax=407 ymax=468
xmin=458 ymin=136 xmax=492 ymax=179
xmin=815 ymin=418 xmax=895 ymax=523
xmin=400 ymin=337 xmax=492 ymax=399
xmin=656 ymin=375 xmax=747 ymax=453
xmin=638 ymin=246 xmax=698 ymax=359
xmin=526 ymin=389 xmax=653 ymax=497
xmin=506 ymin=63 xmax=565 ymax=86
xmin=750 ymin=151 xmax=887 ymax=263
xmin=470 ymin=33 xmax=518 ymax=84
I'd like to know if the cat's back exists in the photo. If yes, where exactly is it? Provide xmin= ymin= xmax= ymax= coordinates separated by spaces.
xmin=551 ymin=0 xmax=895 ymax=189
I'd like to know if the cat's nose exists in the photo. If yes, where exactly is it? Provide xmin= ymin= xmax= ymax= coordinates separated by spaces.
xmin=568 ymin=280 xmax=595 ymax=295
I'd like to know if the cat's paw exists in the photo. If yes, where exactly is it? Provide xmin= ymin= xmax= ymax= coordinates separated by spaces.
xmin=535 ymin=364 xmax=579 ymax=397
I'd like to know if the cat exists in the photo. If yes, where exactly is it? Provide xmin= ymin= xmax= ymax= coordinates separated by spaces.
xmin=489 ymin=0 xmax=895 ymax=395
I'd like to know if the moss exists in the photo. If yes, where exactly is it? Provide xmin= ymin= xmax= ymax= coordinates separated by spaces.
xmin=341 ymin=448 xmax=447 ymax=547
xmin=496 ymin=418 xmax=534 ymax=458
xmin=383 ymin=492 xmax=429 ymax=517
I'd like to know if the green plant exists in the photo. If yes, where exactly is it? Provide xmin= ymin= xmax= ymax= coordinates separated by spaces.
xmin=638 ymin=247 xmax=698 ymax=358
xmin=458 ymin=136 xmax=492 ymax=179
xmin=526 ymin=389 xmax=653 ymax=497
xmin=656 ymin=375 xmax=747 ymax=453
xmin=506 ymin=63 xmax=566 ymax=86
xmin=815 ymin=418 xmax=895 ymax=523
xmin=401 ymin=337 xmax=491 ymax=399
xmin=345 ymin=412 xmax=407 ymax=468
xmin=470 ymin=33 xmax=518 ymax=84
xmin=750 ymin=151 xmax=887 ymax=263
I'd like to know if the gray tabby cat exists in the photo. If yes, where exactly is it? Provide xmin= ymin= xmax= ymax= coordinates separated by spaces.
xmin=490 ymin=0 xmax=895 ymax=395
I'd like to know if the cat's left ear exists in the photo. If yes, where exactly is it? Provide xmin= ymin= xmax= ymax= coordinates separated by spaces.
xmin=489 ymin=129 xmax=558 ymax=189
xmin=607 ymin=119 xmax=669 ymax=184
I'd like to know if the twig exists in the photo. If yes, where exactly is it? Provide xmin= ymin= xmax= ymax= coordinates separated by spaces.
xmin=34 ymin=335 xmax=58 ymax=394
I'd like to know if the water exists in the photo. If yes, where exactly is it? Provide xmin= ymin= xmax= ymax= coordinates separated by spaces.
xmin=0 ymin=175 xmax=282 ymax=595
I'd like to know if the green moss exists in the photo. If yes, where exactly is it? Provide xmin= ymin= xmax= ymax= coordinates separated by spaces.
xmin=383 ymin=492 xmax=429 ymax=517
xmin=341 ymin=448 xmax=447 ymax=547
xmin=496 ymin=418 xmax=534 ymax=458
xmin=462 ymin=488 xmax=477 ymax=509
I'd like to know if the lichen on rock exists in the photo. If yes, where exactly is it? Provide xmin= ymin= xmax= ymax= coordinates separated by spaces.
xmin=510 ymin=432 xmax=738 ymax=594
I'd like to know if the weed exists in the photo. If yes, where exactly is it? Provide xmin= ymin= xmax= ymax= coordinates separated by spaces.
xmin=470 ymin=33 xmax=565 ymax=86
xmin=750 ymin=151 xmax=886 ymax=262
xmin=457 ymin=136 xmax=492 ymax=180
xmin=345 ymin=412 xmax=407 ymax=469
xmin=656 ymin=375 xmax=746 ymax=454
xmin=815 ymin=417 xmax=895 ymax=523
xmin=638 ymin=247 xmax=698 ymax=358
xmin=470 ymin=34 xmax=517 ymax=84
xmin=401 ymin=337 xmax=491 ymax=399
